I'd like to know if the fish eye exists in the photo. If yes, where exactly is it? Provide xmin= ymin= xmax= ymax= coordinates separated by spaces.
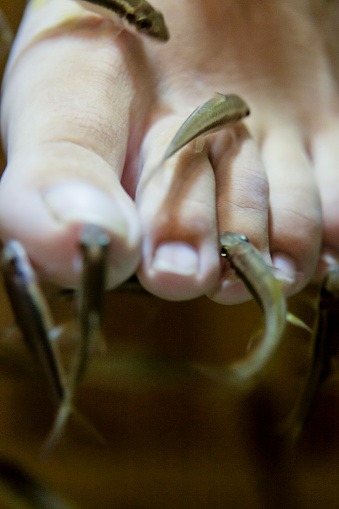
xmin=136 ymin=17 xmax=152 ymax=31
xmin=221 ymin=246 xmax=229 ymax=258
xmin=239 ymin=234 xmax=249 ymax=242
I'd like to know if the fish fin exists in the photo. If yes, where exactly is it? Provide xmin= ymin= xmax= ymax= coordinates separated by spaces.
xmin=286 ymin=312 xmax=312 ymax=333
xmin=41 ymin=402 xmax=105 ymax=456
xmin=73 ymin=408 xmax=105 ymax=441
xmin=194 ymin=135 xmax=205 ymax=153
xmin=246 ymin=318 xmax=265 ymax=352
xmin=47 ymin=325 xmax=64 ymax=343
xmin=41 ymin=402 xmax=73 ymax=456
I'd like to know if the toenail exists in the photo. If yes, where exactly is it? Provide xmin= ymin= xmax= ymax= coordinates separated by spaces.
xmin=321 ymin=251 xmax=339 ymax=268
xmin=272 ymin=253 xmax=296 ymax=284
xmin=42 ymin=181 xmax=129 ymax=237
xmin=152 ymin=242 xmax=199 ymax=275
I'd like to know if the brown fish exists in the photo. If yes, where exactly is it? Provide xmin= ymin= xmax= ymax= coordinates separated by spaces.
xmin=1 ymin=240 xmax=65 ymax=402
xmin=76 ymin=0 xmax=169 ymax=41
xmin=284 ymin=267 xmax=339 ymax=441
xmin=1 ymin=240 xmax=103 ymax=453
xmin=219 ymin=232 xmax=287 ymax=383
xmin=195 ymin=232 xmax=286 ymax=387
xmin=163 ymin=93 xmax=250 ymax=160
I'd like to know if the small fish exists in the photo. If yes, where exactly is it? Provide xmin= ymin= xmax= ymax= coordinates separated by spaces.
xmin=199 ymin=232 xmax=286 ymax=385
xmin=1 ymin=240 xmax=65 ymax=402
xmin=316 ymin=267 xmax=339 ymax=383
xmin=76 ymin=0 xmax=169 ymax=41
xmin=1 ymin=241 xmax=102 ymax=452
xmin=46 ymin=225 xmax=110 ymax=449
xmin=71 ymin=224 xmax=110 ymax=390
xmin=283 ymin=267 xmax=339 ymax=441
xmin=163 ymin=93 xmax=250 ymax=160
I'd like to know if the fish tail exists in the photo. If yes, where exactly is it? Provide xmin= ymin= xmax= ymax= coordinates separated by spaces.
xmin=72 ymin=408 xmax=106 ymax=445
xmin=41 ymin=401 xmax=105 ymax=456
xmin=286 ymin=312 xmax=312 ymax=333
xmin=40 ymin=401 xmax=73 ymax=456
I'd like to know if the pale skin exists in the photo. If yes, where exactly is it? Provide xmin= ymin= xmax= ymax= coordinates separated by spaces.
xmin=1 ymin=0 xmax=339 ymax=303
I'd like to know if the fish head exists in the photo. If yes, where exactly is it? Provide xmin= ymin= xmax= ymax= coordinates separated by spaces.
xmin=133 ymin=7 xmax=169 ymax=41
xmin=220 ymin=231 xmax=249 ymax=257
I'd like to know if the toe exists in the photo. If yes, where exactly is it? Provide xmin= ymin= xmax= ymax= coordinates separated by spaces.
xmin=209 ymin=126 xmax=270 ymax=304
xmin=261 ymin=125 xmax=322 ymax=294
xmin=0 ymin=0 xmax=146 ymax=287
xmin=0 ymin=146 xmax=141 ymax=288
xmin=135 ymin=116 xmax=220 ymax=301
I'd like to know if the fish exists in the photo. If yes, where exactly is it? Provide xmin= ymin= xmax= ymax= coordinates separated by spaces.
xmin=75 ymin=0 xmax=169 ymax=41
xmin=1 ymin=240 xmax=66 ymax=403
xmin=1 ymin=240 xmax=103 ymax=453
xmin=69 ymin=224 xmax=110 ymax=394
xmin=78 ymin=223 xmax=110 ymax=355
xmin=196 ymin=232 xmax=286 ymax=386
xmin=46 ymin=225 xmax=110 ymax=450
xmin=163 ymin=93 xmax=250 ymax=160
xmin=219 ymin=232 xmax=287 ymax=383
xmin=283 ymin=267 xmax=339 ymax=441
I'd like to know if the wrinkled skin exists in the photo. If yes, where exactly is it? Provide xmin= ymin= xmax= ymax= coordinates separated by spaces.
xmin=1 ymin=0 xmax=339 ymax=302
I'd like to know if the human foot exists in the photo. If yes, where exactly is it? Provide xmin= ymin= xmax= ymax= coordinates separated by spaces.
xmin=136 ymin=0 xmax=338 ymax=301
xmin=1 ymin=0 xmax=338 ymax=302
